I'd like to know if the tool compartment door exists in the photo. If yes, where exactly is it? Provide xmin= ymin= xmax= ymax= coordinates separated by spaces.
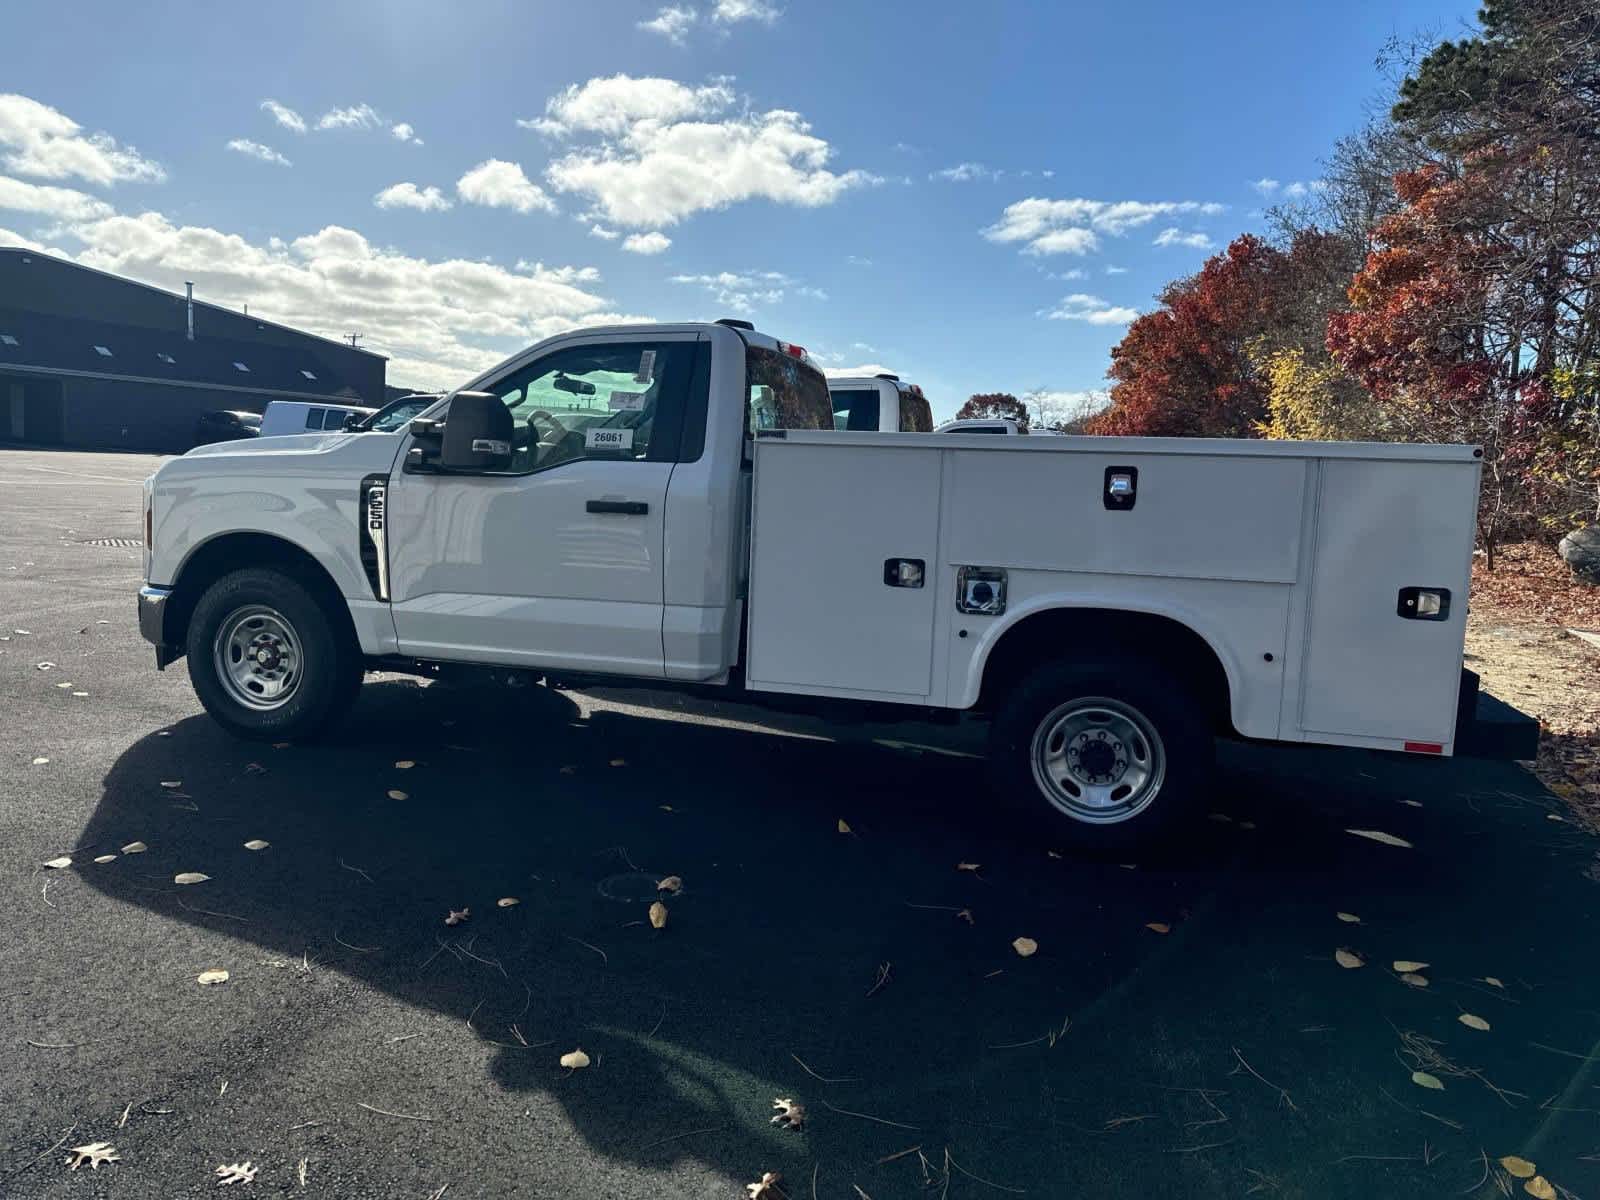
xmin=747 ymin=440 xmax=941 ymax=698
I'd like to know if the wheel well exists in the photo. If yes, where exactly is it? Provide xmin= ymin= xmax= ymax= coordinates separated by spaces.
xmin=165 ymin=533 xmax=350 ymax=651
xmin=975 ymin=607 xmax=1235 ymax=734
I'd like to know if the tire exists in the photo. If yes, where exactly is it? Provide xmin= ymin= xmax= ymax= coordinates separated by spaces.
xmin=987 ymin=655 xmax=1214 ymax=852
xmin=186 ymin=566 xmax=363 ymax=741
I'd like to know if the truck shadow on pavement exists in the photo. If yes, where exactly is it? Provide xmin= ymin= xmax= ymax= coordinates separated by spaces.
xmin=77 ymin=679 xmax=1600 ymax=1198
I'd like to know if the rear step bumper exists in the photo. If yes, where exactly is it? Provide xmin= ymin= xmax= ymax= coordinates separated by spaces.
xmin=1454 ymin=668 xmax=1541 ymax=761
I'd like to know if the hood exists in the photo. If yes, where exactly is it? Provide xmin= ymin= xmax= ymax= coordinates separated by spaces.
xmin=156 ymin=429 xmax=405 ymax=483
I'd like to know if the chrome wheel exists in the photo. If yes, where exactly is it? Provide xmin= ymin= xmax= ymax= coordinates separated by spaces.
xmin=1029 ymin=696 xmax=1166 ymax=824
xmin=213 ymin=605 xmax=302 ymax=711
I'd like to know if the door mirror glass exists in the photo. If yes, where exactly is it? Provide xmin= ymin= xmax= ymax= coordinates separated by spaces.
xmin=438 ymin=391 xmax=514 ymax=472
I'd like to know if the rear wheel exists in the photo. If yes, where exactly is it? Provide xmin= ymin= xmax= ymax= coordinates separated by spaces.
xmin=187 ymin=567 xmax=362 ymax=741
xmin=988 ymin=656 xmax=1213 ymax=851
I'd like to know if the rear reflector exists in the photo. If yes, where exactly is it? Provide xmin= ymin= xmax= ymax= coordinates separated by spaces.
xmin=1403 ymin=741 xmax=1443 ymax=755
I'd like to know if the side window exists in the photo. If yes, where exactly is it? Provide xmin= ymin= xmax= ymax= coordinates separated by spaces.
xmin=488 ymin=340 xmax=698 ymax=474
xmin=303 ymin=408 xmax=324 ymax=430
xmin=830 ymin=389 xmax=881 ymax=431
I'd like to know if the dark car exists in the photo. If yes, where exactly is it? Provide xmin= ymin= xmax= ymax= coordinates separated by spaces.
xmin=193 ymin=410 xmax=262 ymax=446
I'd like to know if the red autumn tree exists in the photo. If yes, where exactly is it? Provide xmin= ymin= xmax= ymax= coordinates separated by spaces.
xmin=956 ymin=393 xmax=1029 ymax=430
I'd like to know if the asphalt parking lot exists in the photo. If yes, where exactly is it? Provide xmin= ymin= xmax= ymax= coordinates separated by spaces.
xmin=2 ymin=446 xmax=1598 ymax=1199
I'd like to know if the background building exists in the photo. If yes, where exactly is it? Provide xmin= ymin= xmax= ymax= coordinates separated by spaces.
xmin=0 ymin=247 xmax=386 ymax=451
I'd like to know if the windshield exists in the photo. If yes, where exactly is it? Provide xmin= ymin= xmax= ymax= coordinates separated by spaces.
xmin=746 ymin=345 xmax=832 ymax=432
xmin=362 ymin=395 xmax=438 ymax=432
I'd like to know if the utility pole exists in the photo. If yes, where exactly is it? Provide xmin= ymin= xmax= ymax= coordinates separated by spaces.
xmin=346 ymin=333 xmax=363 ymax=349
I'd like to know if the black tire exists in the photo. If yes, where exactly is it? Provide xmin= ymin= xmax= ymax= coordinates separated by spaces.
xmin=186 ymin=566 xmax=363 ymax=741
xmin=987 ymin=655 xmax=1214 ymax=852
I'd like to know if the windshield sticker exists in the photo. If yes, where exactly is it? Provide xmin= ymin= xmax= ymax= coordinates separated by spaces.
xmin=633 ymin=349 xmax=656 ymax=383
xmin=585 ymin=427 xmax=634 ymax=451
xmin=608 ymin=390 xmax=647 ymax=411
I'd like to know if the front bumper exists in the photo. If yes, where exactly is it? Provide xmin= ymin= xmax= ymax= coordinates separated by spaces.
xmin=137 ymin=585 xmax=180 ymax=670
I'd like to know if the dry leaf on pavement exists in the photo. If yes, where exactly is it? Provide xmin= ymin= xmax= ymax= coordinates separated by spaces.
xmin=609 ymin=758 xmax=626 ymax=767
xmin=956 ymin=862 xmax=981 ymax=872
xmin=1012 ymin=936 xmax=1038 ymax=957
xmin=215 ymin=1161 xmax=258 ymax=1186
xmin=1401 ymin=973 xmax=1429 ymax=988
xmin=66 ymin=1142 xmax=119 ymax=1170
xmin=197 ymin=969 xmax=230 ymax=986
xmin=747 ymin=1173 xmax=782 ymax=1198
xmin=560 ymin=1048 xmax=590 ymax=1070
xmin=445 ymin=908 xmax=469 ymax=926
xmin=243 ymin=840 xmax=269 ymax=851
xmin=1499 ymin=1156 xmax=1536 ymax=1179
xmin=1145 ymin=922 xmax=1171 ymax=934
xmin=770 ymin=1097 xmax=805 ymax=1129
xmin=1459 ymin=1013 xmax=1491 ymax=1031
xmin=1336 ymin=911 xmax=1361 ymax=924
xmin=31 ymin=757 xmax=49 ymax=765
xmin=648 ymin=900 xmax=668 ymax=929
xmin=160 ymin=780 xmax=182 ymax=789
xmin=1393 ymin=960 xmax=1429 ymax=973
xmin=174 ymin=872 xmax=210 ymax=885
xmin=1411 ymin=1070 xmax=1444 ymax=1090
xmin=957 ymin=909 xmax=974 ymax=925
xmin=93 ymin=854 xmax=116 ymax=864
xmin=395 ymin=760 xmax=415 ymax=769
xmin=1335 ymin=949 xmax=1364 ymax=969
xmin=121 ymin=841 xmax=147 ymax=854
xmin=1524 ymin=1177 xmax=1556 ymax=1200
xmin=1484 ymin=976 xmax=1505 ymax=989
xmin=43 ymin=856 xmax=72 ymax=869
xmin=497 ymin=897 xmax=519 ymax=908
xmin=837 ymin=818 xmax=852 ymax=834
xmin=1346 ymin=828 xmax=1413 ymax=848
xmin=387 ymin=790 xmax=408 ymax=800
xmin=656 ymin=875 xmax=682 ymax=894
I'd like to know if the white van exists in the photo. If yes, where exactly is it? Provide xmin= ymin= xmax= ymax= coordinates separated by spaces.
xmin=259 ymin=400 xmax=376 ymax=438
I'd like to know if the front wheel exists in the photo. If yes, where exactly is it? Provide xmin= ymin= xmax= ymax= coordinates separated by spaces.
xmin=988 ymin=657 xmax=1214 ymax=851
xmin=186 ymin=567 xmax=362 ymax=741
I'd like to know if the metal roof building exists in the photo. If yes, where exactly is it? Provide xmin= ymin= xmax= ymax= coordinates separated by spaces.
xmin=0 ymin=247 xmax=386 ymax=451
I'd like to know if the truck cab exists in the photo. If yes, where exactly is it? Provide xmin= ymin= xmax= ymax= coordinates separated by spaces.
xmin=826 ymin=374 xmax=934 ymax=432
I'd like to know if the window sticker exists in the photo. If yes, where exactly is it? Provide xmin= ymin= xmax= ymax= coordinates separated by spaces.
xmin=608 ymin=390 xmax=647 ymax=411
xmin=585 ymin=427 xmax=634 ymax=451
xmin=633 ymin=349 xmax=656 ymax=383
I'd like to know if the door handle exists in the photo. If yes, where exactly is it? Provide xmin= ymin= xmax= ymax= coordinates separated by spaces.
xmin=586 ymin=500 xmax=649 ymax=515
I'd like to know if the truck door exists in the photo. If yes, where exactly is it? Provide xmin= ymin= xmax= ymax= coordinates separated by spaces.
xmin=383 ymin=333 xmax=705 ymax=677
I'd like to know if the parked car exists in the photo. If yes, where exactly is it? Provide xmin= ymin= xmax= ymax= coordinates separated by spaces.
xmin=192 ymin=410 xmax=261 ymax=446
xmin=138 ymin=319 xmax=1536 ymax=851
xmin=259 ymin=400 xmax=376 ymax=438
xmin=826 ymin=373 xmax=934 ymax=431
xmin=935 ymin=417 xmax=1022 ymax=434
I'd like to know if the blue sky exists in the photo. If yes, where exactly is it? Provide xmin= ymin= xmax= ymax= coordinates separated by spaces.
xmin=1 ymin=0 xmax=1474 ymax=419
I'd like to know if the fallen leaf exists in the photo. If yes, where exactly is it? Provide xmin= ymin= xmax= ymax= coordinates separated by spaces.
xmin=43 ymin=855 xmax=72 ymax=869
xmin=271 ymin=742 xmax=291 ymax=750
xmin=445 ymin=908 xmax=470 ymax=926
xmin=1546 ymin=813 xmax=1565 ymax=822
xmin=770 ymin=1097 xmax=805 ymax=1130
xmin=1346 ymin=828 xmax=1413 ymax=848
xmin=1335 ymin=949 xmax=1364 ymax=969
xmin=1499 ymin=1156 xmax=1536 ymax=1179
xmin=1459 ymin=1013 xmax=1491 ymax=1031
xmin=1145 ymin=922 xmax=1171 ymax=934
xmin=497 ymin=897 xmax=520 ymax=908
xmin=837 ymin=818 xmax=852 ymax=834
xmin=1484 ymin=976 xmax=1504 ymax=989
xmin=197 ymin=969 xmax=230 ymax=986
xmin=1401 ymin=973 xmax=1429 ymax=988
xmin=1393 ymin=960 xmax=1429 ymax=973
xmin=1401 ymin=799 xmax=1424 ymax=808
xmin=1238 ymin=820 xmax=1257 ymax=830
xmin=31 ymin=756 xmax=48 ymax=765
xmin=956 ymin=862 xmax=981 ymax=872
xmin=243 ymin=839 xmax=269 ymax=851
xmin=121 ymin=841 xmax=147 ymax=854
xmin=648 ymin=900 xmax=668 ymax=930
xmin=1336 ymin=911 xmax=1362 ymax=924
xmin=93 ymin=854 xmax=116 ymax=864
xmin=174 ymin=872 xmax=210 ymax=885
xmin=35 ymin=661 xmax=54 ymax=670
xmin=72 ymin=691 xmax=87 ymax=698
xmin=1012 ymin=936 xmax=1038 ymax=957
xmin=387 ymin=790 xmax=408 ymax=801
xmin=215 ymin=1161 xmax=258 ymax=1186
xmin=244 ymin=762 xmax=267 ymax=776
xmin=1047 ymin=850 xmax=1063 ymax=859
xmin=747 ymin=1173 xmax=782 ymax=1199
xmin=160 ymin=780 xmax=182 ymax=789
xmin=66 ymin=1142 xmax=119 ymax=1171
xmin=1207 ymin=812 xmax=1232 ymax=823
xmin=1411 ymin=1070 xmax=1444 ymax=1090
xmin=657 ymin=803 xmax=673 ymax=811
xmin=559 ymin=766 xmax=577 ymax=775
xmin=1524 ymin=1177 xmax=1556 ymax=1200
xmin=656 ymin=875 xmax=682 ymax=894
xmin=560 ymin=1048 xmax=590 ymax=1070
xmin=609 ymin=758 xmax=626 ymax=767
xmin=394 ymin=760 xmax=415 ymax=769
xmin=957 ymin=909 xmax=974 ymax=925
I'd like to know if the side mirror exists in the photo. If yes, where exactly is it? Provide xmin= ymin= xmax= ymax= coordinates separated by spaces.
xmin=438 ymin=391 xmax=514 ymax=472
xmin=342 ymin=413 xmax=362 ymax=431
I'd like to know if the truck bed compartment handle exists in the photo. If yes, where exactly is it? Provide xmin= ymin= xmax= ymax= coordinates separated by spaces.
xmin=586 ymin=499 xmax=649 ymax=515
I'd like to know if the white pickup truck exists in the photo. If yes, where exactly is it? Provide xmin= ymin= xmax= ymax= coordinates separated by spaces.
xmin=826 ymin=373 xmax=934 ymax=432
xmin=138 ymin=319 xmax=1536 ymax=848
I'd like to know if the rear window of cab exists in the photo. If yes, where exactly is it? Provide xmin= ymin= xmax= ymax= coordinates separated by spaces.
xmin=746 ymin=345 xmax=832 ymax=433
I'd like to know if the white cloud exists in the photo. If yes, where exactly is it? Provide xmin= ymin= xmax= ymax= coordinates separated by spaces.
xmin=0 ymin=93 xmax=164 ymax=186
xmin=390 ymin=122 xmax=422 ymax=145
xmin=671 ymin=269 xmax=795 ymax=312
xmin=317 ymin=103 xmax=383 ymax=131
xmin=1104 ymin=264 xmax=1128 ymax=274
xmin=639 ymin=5 xmax=697 ymax=43
xmin=984 ymin=196 xmax=1222 ymax=256
xmin=933 ymin=161 xmax=997 ymax=183
xmin=1283 ymin=181 xmax=1308 ymax=198
xmin=0 ymin=223 xmax=49 ymax=252
xmin=532 ymin=75 xmax=876 ymax=228
xmin=457 ymin=159 xmax=558 ymax=215
xmin=1153 ymin=227 xmax=1214 ymax=249
xmin=588 ymin=223 xmax=621 ymax=240
xmin=620 ymin=231 xmax=672 ymax=255
xmin=845 ymin=254 xmax=872 ymax=265
xmin=1251 ymin=177 xmax=1279 ymax=196
xmin=46 ymin=209 xmax=633 ymax=390
xmin=1048 ymin=268 xmax=1088 ymax=281
xmin=711 ymin=0 xmax=780 ymax=23
xmin=260 ymin=99 xmax=306 ymax=134
xmin=374 ymin=181 xmax=452 ymax=211
xmin=226 ymin=138 xmax=291 ymax=167
xmin=1042 ymin=293 xmax=1139 ymax=325
xmin=0 ymin=173 xmax=115 ymax=220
